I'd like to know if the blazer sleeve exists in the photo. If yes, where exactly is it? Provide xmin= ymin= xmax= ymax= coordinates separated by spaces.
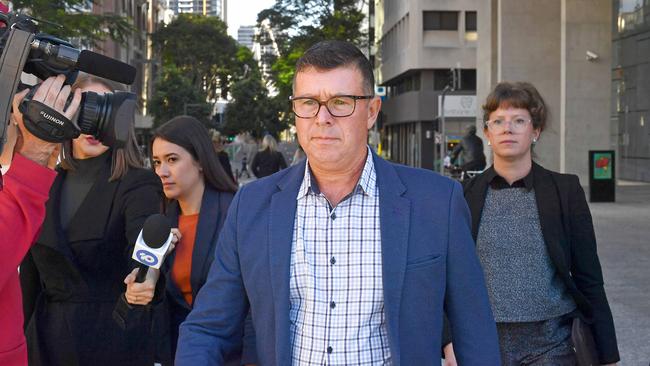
xmin=120 ymin=169 xmax=163 ymax=268
xmin=20 ymin=250 xmax=42 ymax=329
xmin=444 ymin=181 xmax=500 ymax=365
xmin=175 ymin=186 xmax=250 ymax=365
xmin=567 ymin=176 xmax=620 ymax=363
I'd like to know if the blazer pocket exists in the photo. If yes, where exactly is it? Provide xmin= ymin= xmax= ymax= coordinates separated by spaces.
xmin=406 ymin=254 xmax=442 ymax=270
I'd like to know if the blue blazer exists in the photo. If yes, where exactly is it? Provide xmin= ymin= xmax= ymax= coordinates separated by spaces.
xmin=176 ymin=153 xmax=500 ymax=365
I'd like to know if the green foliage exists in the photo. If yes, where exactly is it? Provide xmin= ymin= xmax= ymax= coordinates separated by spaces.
xmin=11 ymin=0 xmax=133 ymax=48
xmin=152 ymin=14 xmax=241 ymax=100
xmin=223 ymin=76 xmax=286 ymax=138
xmin=257 ymin=0 xmax=367 ymax=125
xmin=149 ymin=65 xmax=211 ymax=128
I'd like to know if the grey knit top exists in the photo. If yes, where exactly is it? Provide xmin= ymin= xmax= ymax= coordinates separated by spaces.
xmin=476 ymin=186 xmax=576 ymax=322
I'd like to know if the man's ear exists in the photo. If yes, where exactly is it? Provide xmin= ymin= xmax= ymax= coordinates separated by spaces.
xmin=367 ymin=96 xmax=381 ymax=129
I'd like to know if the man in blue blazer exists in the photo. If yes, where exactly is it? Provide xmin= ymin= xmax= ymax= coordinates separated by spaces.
xmin=176 ymin=40 xmax=500 ymax=365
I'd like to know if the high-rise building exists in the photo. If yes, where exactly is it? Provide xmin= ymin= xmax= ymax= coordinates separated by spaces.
xmin=237 ymin=25 xmax=255 ymax=50
xmin=166 ymin=0 xmax=227 ymax=21
xmin=375 ymin=0 xmax=479 ymax=170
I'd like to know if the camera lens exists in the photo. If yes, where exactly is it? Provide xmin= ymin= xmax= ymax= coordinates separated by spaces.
xmin=77 ymin=91 xmax=113 ymax=136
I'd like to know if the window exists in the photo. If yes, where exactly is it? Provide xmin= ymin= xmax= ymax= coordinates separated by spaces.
xmin=423 ymin=11 xmax=459 ymax=31
xmin=459 ymin=69 xmax=477 ymax=91
xmin=433 ymin=69 xmax=450 ymax=91
xmin=465 ymin=11 xmax=477 ymax=31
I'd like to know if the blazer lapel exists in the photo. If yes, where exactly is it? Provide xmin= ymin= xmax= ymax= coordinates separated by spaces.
xmin=37 ymin=169 xmax=74 ymax=260
xmin=190 ymin=188 xmax=220 ymax=299
xmin=65 ymin=162 xmax=119 ymax=243
xmin=373 ymin=154 xmax=409 ymax=364
xmin=532 ymin=163 xmax=570 ymax=275
xmin=464 ymin=169 xmax=490 ymax=241
xmin=268 ymin=164 xmax=304 ymax=365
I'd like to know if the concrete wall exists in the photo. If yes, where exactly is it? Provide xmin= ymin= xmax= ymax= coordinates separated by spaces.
xmin=477 ymin=0 xmax=612 ymax=184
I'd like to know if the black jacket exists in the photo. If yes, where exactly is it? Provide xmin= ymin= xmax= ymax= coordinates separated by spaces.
xmin=450 ymin=162 xmax=619 ymax=364
xmin=251 ymin=149 xmax=287 ymax=178
xmin=20 ymin=161 xmax=163 ymax=366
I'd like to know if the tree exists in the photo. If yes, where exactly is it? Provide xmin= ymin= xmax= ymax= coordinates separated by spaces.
xmin=222 ymin=76 xmax=286 ymax=138
xmin=11 ymin=0 xmax=133 ymax=48
xmin=152 ymin=14 xmax=240 ymax=101
xmin=257 ymin=0 xmax=367 ymax=124
xmin=149 ymin=65 xmax=211 ymax=128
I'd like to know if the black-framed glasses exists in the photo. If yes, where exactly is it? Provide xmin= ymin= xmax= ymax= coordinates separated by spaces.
xmin=289 ymin=95 xmax=374 ymax=118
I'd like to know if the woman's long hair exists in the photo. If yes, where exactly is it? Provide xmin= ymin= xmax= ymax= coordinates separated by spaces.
xmin=260 ymin=135 xmax=278 ymax=152
xmin=153 ymin=116 xmax=237 ymax=193
xmin=60 ymin=73 xmax=144 ymax=181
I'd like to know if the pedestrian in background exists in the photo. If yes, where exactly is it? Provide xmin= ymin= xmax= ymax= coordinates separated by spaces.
xmin=20 ymin=74 xmax=163 ymax=366
xmin=443 ymin=81 xmax=619 ymax=366
xmin=209 ymin=129 xmax=235 ymax=183
xmin=126 ymin=116 xmax=256 ymax=364
xmin=450 ymin=124 xmax=486 ymax=173
xmin=251 ymin=134 xmax=287 ymax=178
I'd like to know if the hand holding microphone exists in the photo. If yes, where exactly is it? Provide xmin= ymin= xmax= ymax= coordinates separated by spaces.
xmin=123 ymin=214 xmax=177 ymax=306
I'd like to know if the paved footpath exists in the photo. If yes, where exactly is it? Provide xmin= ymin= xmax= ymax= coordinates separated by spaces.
xmin=589 ymin=183 xmax=650 ymax=365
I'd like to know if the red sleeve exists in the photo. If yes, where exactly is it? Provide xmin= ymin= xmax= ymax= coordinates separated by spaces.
xmin=0 ymin=153 xmax=57 ymax=290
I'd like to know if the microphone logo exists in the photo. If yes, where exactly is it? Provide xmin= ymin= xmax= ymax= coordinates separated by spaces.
xmin=135 ymin=249 xmax=159 ymax=266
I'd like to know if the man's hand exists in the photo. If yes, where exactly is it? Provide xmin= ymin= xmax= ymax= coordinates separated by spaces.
xmin=13 ymin=75 xmax=81 ymax=167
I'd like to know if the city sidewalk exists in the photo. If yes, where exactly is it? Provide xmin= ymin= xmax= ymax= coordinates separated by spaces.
xmin=589 ymin=182 xmax=650 ymax=365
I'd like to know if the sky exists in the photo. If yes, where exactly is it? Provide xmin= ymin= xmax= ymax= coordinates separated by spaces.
xmin=227 ymin=0 xmax=276 ymax=38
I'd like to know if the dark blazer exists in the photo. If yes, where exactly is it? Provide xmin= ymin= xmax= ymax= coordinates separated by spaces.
xmin=462 ymin=162 xmax=620 ymax=364
xmin=175 ymin=152 xmax=501 ymax=365
xmin=20 ymin=161 xmax=163 ymax=366
xmin=162 ymin=187 xmax=232 ymax=346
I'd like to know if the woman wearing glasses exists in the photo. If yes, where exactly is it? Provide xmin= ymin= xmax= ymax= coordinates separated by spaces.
xmin=443 ymin=82 xmax=619 ymax=365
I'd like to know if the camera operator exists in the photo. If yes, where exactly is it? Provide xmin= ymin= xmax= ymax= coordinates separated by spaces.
xmin=0 ymin=74 xmax=80 ymax=366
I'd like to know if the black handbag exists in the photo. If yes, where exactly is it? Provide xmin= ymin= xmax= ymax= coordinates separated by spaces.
xmin=572 ymin=316 xmax=600 ymax=366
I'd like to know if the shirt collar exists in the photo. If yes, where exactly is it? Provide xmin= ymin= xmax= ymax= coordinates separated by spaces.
xmin=485 ymin=165 xmax=534 ymax=191
xmin=297 ymin=146 xmax=377 ymax=200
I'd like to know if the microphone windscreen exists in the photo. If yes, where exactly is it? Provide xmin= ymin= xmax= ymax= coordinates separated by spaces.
xmin=141 ymin=214 xmax=172 ymax=249
xmin=76 ymin=50 xmax=136 ymax=85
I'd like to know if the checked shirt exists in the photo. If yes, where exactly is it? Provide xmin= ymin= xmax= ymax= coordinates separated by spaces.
xmin=289 ymin=150 xmax=392 ymax=365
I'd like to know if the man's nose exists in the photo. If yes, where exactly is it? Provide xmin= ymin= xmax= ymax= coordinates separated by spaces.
xmin=315 ymin=103 xmax=333 ymax=125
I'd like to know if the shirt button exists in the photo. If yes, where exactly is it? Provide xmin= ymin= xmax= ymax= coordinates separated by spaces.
xmin=331 ymin=212 xmax=336 ymax=220
xmin=327 ymin=346 xmax=333 ymax=354
xmin=330 ymin=256 xmax=336 ymax=265
xmin=330 ymin=301 xmax=336 ymax=309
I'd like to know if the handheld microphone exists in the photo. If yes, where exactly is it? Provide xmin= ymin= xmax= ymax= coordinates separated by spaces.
xmin=132 ymin=214 xmax=172 ymax=283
